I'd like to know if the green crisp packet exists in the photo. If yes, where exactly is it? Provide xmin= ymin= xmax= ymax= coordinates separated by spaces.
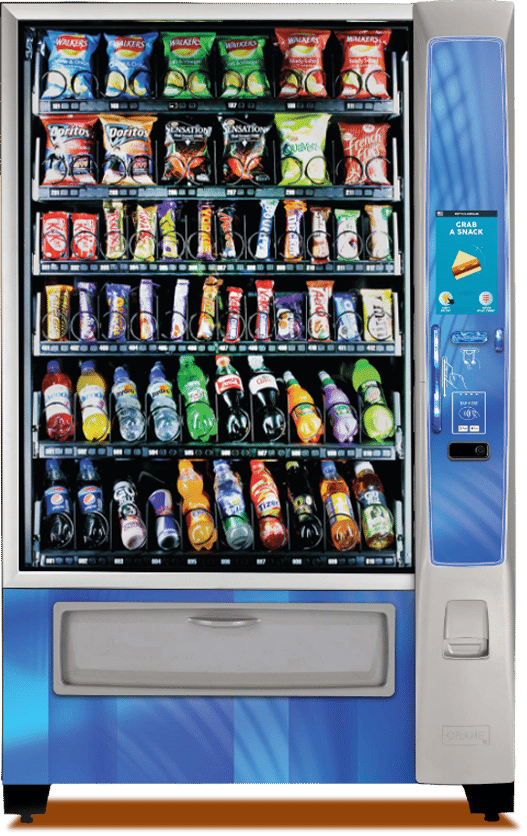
xmin=275 ymin=112 xmax=332 ymax=187
xmin=217 ymin=36 xmax=270 ymax=99
xmin=161 ymin=32 xmax=215 ymax=99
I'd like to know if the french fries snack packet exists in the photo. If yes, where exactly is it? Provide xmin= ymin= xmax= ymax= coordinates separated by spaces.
xmin=275 ymin=112 xmax=331 ymax=187
xmin=161 ymin=32 xmax=215 ymax=99
xmin=217 ymin=36 xmax=270 ymax=99
xmin=104 ymin=33 xmax=157 ymax=98
xmin=276 ymin=28 xmax=330 ymax=98
xmin=336 ymin=30 xmax=391 ymax=99
xmin=338 ymin=121 xmax=390 ymax=185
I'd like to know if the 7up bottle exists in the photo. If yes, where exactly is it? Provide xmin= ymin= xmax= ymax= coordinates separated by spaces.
xmin=177 ymin=356 xmax=217 ymax=442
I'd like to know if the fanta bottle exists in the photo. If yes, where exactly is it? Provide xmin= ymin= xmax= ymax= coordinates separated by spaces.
xmin=249 ymin=460 xmax=288 ymax=550
xmin=76 ymin=361 xmax=110 ymax=442
xmin=319 ymin=460 xmax=359 ymax=551
xmin=177 ymin=460 xmax=217 ymax=551
xmin=283 ymin=371 xmax=323 ymax=443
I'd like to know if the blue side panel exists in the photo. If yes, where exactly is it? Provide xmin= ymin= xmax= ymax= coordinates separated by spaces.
xmin=427 ymin=39 xmax=509 ymax=566
xmin=3 ymin=589 xmax=415 ymax=785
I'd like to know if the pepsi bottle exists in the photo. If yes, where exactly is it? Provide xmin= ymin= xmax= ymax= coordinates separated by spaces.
xmin=77 ymin=458 xmax=109 ymax=548
xmin=43 ymin=458 xmax=74 ymax=548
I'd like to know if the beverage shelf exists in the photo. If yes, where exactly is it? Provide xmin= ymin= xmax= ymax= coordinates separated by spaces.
xmin=37 ymin=259 xmax=399 ymax=276
xmin=37 ymin=339 xmax=400 ymax=357
xmin=36 ymin=440 xmax=397 ymax=461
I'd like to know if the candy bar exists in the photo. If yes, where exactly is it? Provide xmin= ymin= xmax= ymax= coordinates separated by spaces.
xmin=225 ymin=287 xmax=244 ymax=343
xmin=255 ymin=279 xmax=274 ymax=341
xmin=335 ymin=208 xmax=361 ymax=261
xmin=365 ymin=204 xmax=393 ymax=260
xmin=103 ymin=200 xmax=126 ymax=260
xmin=45 ymin=284 xmax=73 ymax=341
xmin=218 ymin=205 xmax=237 ymax=259
xmin=197 ymin=276 xmax=222 ymax=340
xmin=170 ymin=279 xmax=189 ymax=341
xmin=360 ymin=289 xmax=394 ymax=342
xmin=132 ymin=204 xmax=157 ymax=261
xmin=255 ymin=198 xmax=278 ymax=260
xmin=283 ymin=199 xmax=307 ymax=262
xmin=157 ymin=199 xmax=181 ymax=261
xmin=77 ymin=281 xmax=97 ymax=343
xmin=275 ymin=292 xmax=304 ymax=341
xmin=71 ymin=213 xmax=98 ymax=260
xmin=106 ymin=283 xmax=131 ymax=341
xmin=139 ymin=279 xmax=156 ymax=341
xmin=197 ymin=200 xmax=214 ymax=261
xmin=307 ymin=280 xmax=333 ymax=342
xmin=334 ymin=291 xmax=361 ymax=342
xmin=42 ymin=211 xmax=69 ymax=260
xmin=309 ymin=206 xmax=331 ymax=264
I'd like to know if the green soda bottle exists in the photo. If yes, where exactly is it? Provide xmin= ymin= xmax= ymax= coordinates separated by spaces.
xmin=351 ymin=359 xmax=395 ymax=442
xmin=177 ymin=356 xmax=218 ymax=442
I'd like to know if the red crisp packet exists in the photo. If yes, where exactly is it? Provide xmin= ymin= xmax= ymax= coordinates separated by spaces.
xmin=71 ymin=213 xmax=98 ymax=260
xmin=336 ymin=30 xmax=391 ymax=99
xmin=42 ymin=211 xmax=69 ymax=260
xmin=338 ymin=122 xmax=390 ymax=185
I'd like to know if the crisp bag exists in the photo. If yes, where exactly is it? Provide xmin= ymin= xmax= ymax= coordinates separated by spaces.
xmin=42 ymin=31 xmax=100 ymax=99
xmin=276 ymin=29 xmax=330 ymax=98
xmin=161 ymin=32 xmax=215 ymax=98
xmin=217 ymin=36 xmax=270 ymax=99
xmin=104 ymin=33 xmax=157 ymax=98
xmin=275 ymin=112 xmax=331 ymax=186
xmin=338 ymin=121 xmax=390 ymax=185
xmin=100 ymin=113 xmax=157 ymax=185
xmin=336 ymin=30 xmax=391 ymax=99
xmin=41 ymin=114 xmax=98 ymax=186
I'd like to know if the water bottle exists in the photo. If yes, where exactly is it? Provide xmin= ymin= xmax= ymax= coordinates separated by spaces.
xmin=147 ymin=362 xmax=181 ymax=442
xmin=43 ymin=458 xmax=74 ymax=548
xmin=112 ymin=366 xmax=146 ymax=442
xmin=77 ymin=458 xmax=109 ymax=548
xmin=213 ymin=460 xmax=253 ymax=551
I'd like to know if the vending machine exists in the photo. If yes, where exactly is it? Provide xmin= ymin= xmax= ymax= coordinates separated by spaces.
xmin=1 ymin=1 xmax=514 ymax=824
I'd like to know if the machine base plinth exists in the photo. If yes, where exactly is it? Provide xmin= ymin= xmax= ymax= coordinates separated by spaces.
xmin=463 ymin=783 xmax=514 ymax=822
xmin=6 ymin=795 xmax=521 ymax=833
xmin=3 ymin=784 xmax=51 ymax=821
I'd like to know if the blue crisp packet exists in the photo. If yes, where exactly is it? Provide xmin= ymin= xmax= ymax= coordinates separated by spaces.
xmin=334 ymin=291 xmax=361 ymax=342
xmin=42 ymin=31 xmax=100 ymax=99
xmin=104 ymin=33 xmax=157 ymax=98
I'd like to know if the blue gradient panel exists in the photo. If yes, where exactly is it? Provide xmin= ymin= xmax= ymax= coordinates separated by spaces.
xmin=426 ymin=39 xmax=509 ymax=566
xmin=3 ymin=589 xmax=415 ymax=785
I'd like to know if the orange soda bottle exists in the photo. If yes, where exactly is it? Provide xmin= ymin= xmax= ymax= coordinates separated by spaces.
xmin=283 ymin=370 xmax=324 ymax=443
xmin=249 ymin=460 xmax=288 ymax=550
xmin=319 ymin=460 xmax=359 ymax=551
xmin=177 ymin=460 xmax=217 ymax=551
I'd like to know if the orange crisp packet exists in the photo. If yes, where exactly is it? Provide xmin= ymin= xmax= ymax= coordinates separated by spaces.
xmin=276 ymin=29 xmax=330 ymax=98
xmin=100 ymin=113 xmax=157 ymax=185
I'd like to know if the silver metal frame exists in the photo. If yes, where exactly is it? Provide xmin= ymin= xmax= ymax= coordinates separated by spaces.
xmin=413 ymin=1 xmax=514 ymax=787
xmin=1 ymin=2 xmax=414 ymax=592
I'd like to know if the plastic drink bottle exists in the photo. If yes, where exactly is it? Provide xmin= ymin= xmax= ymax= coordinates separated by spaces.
xmin=177 ymin=356 xmax=217 ymax=442
xmin=318 ymin=370 xmax=358 ymax=444
xmin=283 ymin=370 xmax=324 ymax=444
xmin=351 ymin=359 xmax=395 ymax=442
xmin=112 ymin=366 xmax=146 ymax=442
xmin=352 ymin=461 xmax=394 ymax=550
xmin=249 ymin=460 xmax=288 ymax=550
xmin=42 ymin=360 xmax=75 ymax=440
xmin=43 ymin=458 xmax=74 ymax=548
xmin=285 ymin=461 xmax=323 ymax=549
xmin=76 ymin=360 xmax=110 ymax=442
xmin=247 ymin=355 xmax=286 ymax=442
xmin=77 ymin=458 xmax=109 ymax=548
xmin=113 ymin=479 xmax=147 ymax=550
xmin=213 ymin=460 xmax=253 ymax=550
xmin=215 ymin=355 xmax=250 ymax=442
xmin=147 ymin=362 xmax=181 ymax=442
xmin=177 ymin=460 xmax=217 ymax=551
xmin=319 ymin=460 xmax=359 ymax=551
xmin=148 ymin=489 xmax=181 ymax=550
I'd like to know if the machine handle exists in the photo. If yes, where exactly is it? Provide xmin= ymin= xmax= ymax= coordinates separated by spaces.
xmin=188 ymin=616 xmax=260 ymax=628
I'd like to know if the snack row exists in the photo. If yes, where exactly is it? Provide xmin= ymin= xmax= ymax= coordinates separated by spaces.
xmin=43 ymin=280 xmax=395 ymax=344
xmin=41 ymin=29 xmax=392 ymax=101
xmin=41 ymin=202 xmax=394 ymax=263
xmin=40 ymin=112 xmax=392 ymax=188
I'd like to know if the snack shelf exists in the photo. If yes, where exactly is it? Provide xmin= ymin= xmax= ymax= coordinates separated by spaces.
xmin=37 ymin=259 xmax=400 ymax=276
xmin=37 ymin=184 xmax=398 ymax=202
xmin=36 ymin=340 xmax=400 ymax=357
xmin=37 ymin=97 xmax=400 ymax=117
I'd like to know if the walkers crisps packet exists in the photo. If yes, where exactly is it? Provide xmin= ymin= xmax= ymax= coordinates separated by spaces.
xmin=276 ymin=29 xmax=330 ymax=98
xmin=161 ymin=32 xmax=215 ymax=98
xmin=336 ymin=30 xmax=391 ymax=99
xmin=275 ymin=112 xmax=331 ymax=187
xmin=217 ymin=36 xmax=270 ymax=98
xmin=42 ymin=31 xmax=100 ymax=99
xmin=104 ymin=33 xmax=157 ymax=98
xmin=338 ymin=121 xmax=390 ymax=185
xmin=41 ymin=114 xmax=98 ymax=186
xmin=99 ymin=113 xmax=156 ymax=185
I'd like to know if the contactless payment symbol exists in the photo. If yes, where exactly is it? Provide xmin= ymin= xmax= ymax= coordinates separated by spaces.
xmin=479 ymin=291 xmax=493 ymax=306
xmin=452 ymin=391 xmax=486 ymax=435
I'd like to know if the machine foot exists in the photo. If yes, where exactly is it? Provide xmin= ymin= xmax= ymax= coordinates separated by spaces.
xmin=463 ymin=782 xmax=514 ymax=822
xmin=3 ymin=784 xmax=51 ymax=820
